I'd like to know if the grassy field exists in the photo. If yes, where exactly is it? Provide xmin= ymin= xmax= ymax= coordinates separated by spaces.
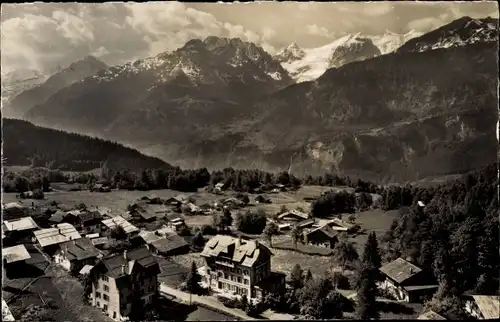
xmin=273 ymin=238 xmax=333 ymax=256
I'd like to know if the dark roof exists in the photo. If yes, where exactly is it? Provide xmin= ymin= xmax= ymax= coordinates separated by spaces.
xmin=79 ymin=211 xmax=103 ymax=223
xmin=58 ymin=237 xmax=100 ymax=261
xmin=380 ymin=257 xmax=423 ymax=284
xmin=49 ymin=211 xmax=67 ymax=223
xmin=307 ymin=224 xmax=338 ymax=240
xmin=297 ymin=218 xmax=315 ymax=227
xmin=100 ymin=246 xmax=160 ymax=279
xmin=151 ymin=235 xmax=189 ymax=254
xmin=166 ymin=213 xmax=184 ymax=222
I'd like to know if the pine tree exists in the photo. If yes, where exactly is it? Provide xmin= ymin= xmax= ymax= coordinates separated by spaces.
xmin=304 ymin=269 xmax=313 ymax=282
xmin=290 ymin=264 xmax=304 ymax=289
xmin=183 ymin=261 xmax=202 ymax=295
xmin=362 ymin=232 xmax=382 ymax=269
xmin=263 ymin=221 xmax=279 ymax=247
xmin=356 ymin=264 xmax=379 ymax=320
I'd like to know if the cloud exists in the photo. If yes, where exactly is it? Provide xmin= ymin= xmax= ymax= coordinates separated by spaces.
xmin=1 ymin=2 xmax=275 ymax=74
xmin=305 ymin=24 xmax=335 ymax=38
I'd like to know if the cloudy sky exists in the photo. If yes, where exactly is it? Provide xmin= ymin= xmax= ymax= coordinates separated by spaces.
xmin=1 ymin=1 xmax=498 ymax=74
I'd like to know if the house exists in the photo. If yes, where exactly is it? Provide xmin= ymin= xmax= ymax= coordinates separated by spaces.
xmin=165 ymin=195 xmax=188 ymax=207
xmin=33 ymin=223 xmax=82 ymax=255
xmin=76 ymin=211 xmax=104 ymax=234
xmin=296 ymin=218 xmax=316 ymax=229
xmin=254 ymin=195 xmax=271 ymax=204
xmin=2 ymin=216 xmax=39 ymax=246
xmin=221 ymin=198 xmax=244 ymax=209
xmin=88 ymin=247 xmax=161 ymax=321
xmin=464 ymin=295 xmax=500 ymax=320
xmin=303 ymin=224 xmax=339 ymax=249
xmin=138 ymin=229 xmax=189 ymax=256
xmin=183 ymin=202 xmax=201 ymax=214
xmin=140 ymin=194 xmax=163 ymax=204
xmin=53 ymin=237 xmax=101 ymax=274
xmin=79 ymin=264 xmax=94 ymax=276
xmin=214 ymin=182 xmax=225 ymax=194
xmin=128 ymin=205 xmax=157 ymax=223
xmin=2 ymin=299 xmax=15 ymax=321
xmin=48 ymin=210 xmax=69 ymax=225
xmin=326 ymin=218 xmax=359 ymax=233
xmin=378 ymin=257 xmax=438 ymax=303
xmin=91 ymin=184 xmax=111 ymax=193
xmin=200 ymin=235 xmax=285 ymax=300
xmin=417 ymin=310 xmax=447 ymax=320
xmin=277 ymin=210 xmax=309 ymax=222
xmin=3 ymin=244 xmax=31 ymax=266
xmin=101 ymin=216 xmax=139 ymax=238
xmin=2 ymin=202 xmax=27 ymax=220
xmin=165 ymin=214 xmax=186 ymax=231
xmin=278 ymin=223 xmax=292 ymax=232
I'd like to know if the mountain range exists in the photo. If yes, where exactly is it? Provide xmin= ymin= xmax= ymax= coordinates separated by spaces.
xmin=275 ymin=29 xmax=423 ymax=82
xmin=4 ymin=16 xmax=499 ymax=183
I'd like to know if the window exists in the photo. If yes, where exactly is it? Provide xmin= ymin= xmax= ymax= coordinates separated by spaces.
xmin=96 ymin=292 xmax=101 ymax=298
xmin=97 ymin=301 xmax=100 ymax=307
xmin=113 ymin=312 xmax=117 ymax=319
xmin=244 ymin=279 xmax=249 ymax=285
xmin=103 ymin=304 xmax=108 ymax=311
xmin=103 ymin=294 xmax=109 ymax=301
xmin=237 ymin=277 xmax=242 ymax=283
xmin=244 ymin=270 xmax=249 ymax=275
xmin=237 ymin=269 xmax=242 ymax=274
xmin=102 ymin=275 xmax=109 ymax=282
xmin=103 ymin=285 xmax=109 ymax=292
xmin=218 ymin=282 xmax=222 ymax=289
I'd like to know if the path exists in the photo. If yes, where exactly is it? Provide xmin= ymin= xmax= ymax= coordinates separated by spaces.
xmin=160 ymin=283 xmax=257 ymax=321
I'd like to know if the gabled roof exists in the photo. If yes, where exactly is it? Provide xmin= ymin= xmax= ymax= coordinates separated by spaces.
xmin=185 ymin=203 xmax=201 ymax=212
xmin=278 ymin=210 xmax=309 ymax=221
xmin=380 ymin=257 xmax=423 ymax=284
xmin=79 ymin=264 xmax=94 ymax=275
xmin=150 ymin=234 xmax=189 ymax=253
xmin=306 ymin=224 xmax=338 ymax=240
xmin=98 ymin=246 xmax=160 ymax=279
xmin=33 ymin=223 xmax=82 ymax=247
xmin=297 ymin=218 xmax=316 ymax=228
xmin=215 ymin=182 xmax=225 ymax=188
xmin=167 ymin=194 xmax=188 ymax=203
xmin=417 ymin=310 xmax=447 ymax=320
xmin=49 ymin=210 xmax=67 ymax=223
xmin=57 ymin=237 xmax=100 ymax=261
xmin=101 ymin=216 xmax=139 ymax=234
xmin=78 ymin=211 xmax=103 ymax=223
xmin=3 ymin=244 xmax=31 ymax=263
xmin=471 ymin=295 xmax=500 ymax=320
xmin=3 ymin=202 xmax=23 ymax=210
xmin=326 ymin=218 xmax=355 ymax=230
xmin=3 ymin=217 xmax=38 ymax=231
xmin=201 ymin=235 xmax=272 ymax=267
xmin=2 ymin=299 xmax=15 ymax=321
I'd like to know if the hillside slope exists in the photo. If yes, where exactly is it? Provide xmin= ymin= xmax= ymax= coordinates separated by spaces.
xmin=2 ymin=118 xmax=172 ymax=171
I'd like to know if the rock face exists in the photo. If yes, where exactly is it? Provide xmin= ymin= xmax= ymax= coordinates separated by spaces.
xmin=14 ymin=17 xmax=499 ymax=183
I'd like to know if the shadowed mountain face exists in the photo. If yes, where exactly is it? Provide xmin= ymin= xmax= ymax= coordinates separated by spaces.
xmin=14 ymin=17 xmax=500 ymax=183
xmin=6 ymin=56 xmax=109 ymax=118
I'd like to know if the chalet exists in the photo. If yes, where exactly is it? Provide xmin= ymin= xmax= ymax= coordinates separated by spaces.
xmin=326 ymin=218 xmax=359 ymax=233
xmin=19 ymin=190 xmax=34 ymax=199
xmin=138 ymin=229 xmax=189 ymax=256
xmin=101 ymin=216 xmax=139 ymax=238
xmin=214 ymin=182 xmax=225 ymax=194
xmin=182 ymin=202 xmax=201 ymax=214
xmin=2 ymin=299 xmax=15 ymax=321
xmin=166 ymin=213 xmax=186 ymax=231
xmin=3 ymin=244 xmax=32 ymax=273
xmin=128 ymin=205 xmax=158 ymax=223
xmin=278 ymin=223 xmax=292 ymax=232
xmin=165 ymin=195 xmax=188 ymax=207
xmin=221 ymin=198 xmax=244 ymax=209
xmin=33 ymin=223 xmax=82 ymax=255
xmin=91 ymin=184 xmax=111 ymax=193
xmin=53 ymin=237 xmax=101 ymax=274
xmin=464 ymin=295 xmax=500 ymax=320
xmin=303 ymin=224 xmax=339 ymax=249
xmin=417 ymin=310 xmax=447 ymax=320
xmin=140 ymin=194 xmax=163 ymax=204
xmin=2 ymin=216 xmax=39 ymax=246
xmin=254 ymin=195 xmax=271 ymax=204
xmin=76 ymin=211 xmax=104 ymax=234
xmin=88 ymin=247 xmax=160 ymax=321
xmin=2 ymin=202 xmax=27 ymax=220
xmin=378 ymin=257 xmax=438 ymax=303
xmin=200 ymin=235 xmax=285 ymax=300
xmin=277 ymin=210 xmax=309 ymax=222
xmin=48 ymin=210 xmax=68 ymax=225
xmin=296 ymin=218 xmax=316 ymax=229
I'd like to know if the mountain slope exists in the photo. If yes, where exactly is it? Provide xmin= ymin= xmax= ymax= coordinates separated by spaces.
xmin=2 ymin=118 xmax=172 ymax=171
xmin=275 ymin=31 xmax=421 ymax=82
xmin=24 ymin=37 xmax=292 ymax=134
xmin=7 ymin=56 xmax=108 ymax=118
xmin=398 ymin=16 xmax=498 ymax=53
xmin=1 ymin=69 xmax=48 ymax=116
xmin=184 ymin=41 xmax=498 ymax=181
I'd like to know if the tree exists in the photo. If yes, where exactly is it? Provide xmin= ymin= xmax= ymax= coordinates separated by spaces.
xmin=348 ymin=214 xmax=356 ymax=224
xmin=280 ymin=205 xmax=288 ymax=214
xmin=356 ymin=265 xmax=379 ymax=320
xmin=110 ymin=225 xmax=127 ymax=240
xmin=362 ymin=232 xmax=382 ymax=270
xmin=333 ymin=239 xmax=359 ymax=272
xmin=20 ymin=305 xmax=55 ymax=322
xmin=235 ymin=210 xmax=267 ymax=234
xmin=298 ymin=276 xmax=347 ymax=319
xmin=212 ymin=209 xmax=233 ymax=232
xmin=32 ymin=188 xmax=45 ymax=199
xmin=304 ymin=269 xmax=313 ymax=283
xmin=263 ymin=221 xmax=279 ymax=247
xmin=291 ymin=225 xmax=302 ymax=249
xmin=290 ymin=264 xmax=304 ymax=289
xmin=182 ymin=261 xmax=202 ymax=295
xmin=191 ymin=232 xmax=206 ymax=251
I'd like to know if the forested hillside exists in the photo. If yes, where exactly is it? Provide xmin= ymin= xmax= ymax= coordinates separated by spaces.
xmin=2 ymin=118 xmax=171 ymax=171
